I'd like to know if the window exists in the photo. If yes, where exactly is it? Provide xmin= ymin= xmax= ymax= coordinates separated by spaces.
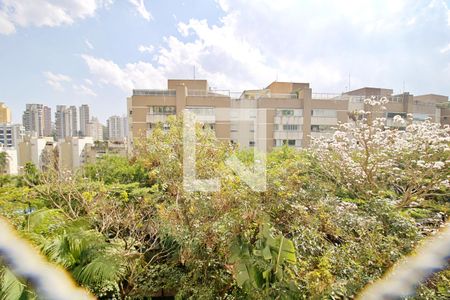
xmin=150 ymin=106 xmax=176 ymax=115
xmin=283 ymin=124 xmax=299 ymax=131
xmin=276 ymin=109 xmax=303 ymax=117
xmin=311 ymin=125 xmax=334 ymax=132
xmin=275 ymin=139 xmax=298 ymax=147
xmin=413 ymin=113 xmax=429 ymax=121
xmin=249 ymin=141 xmax=255 ymax=147
xmin=311 ymin=109 xmax=337 ymax=117
xmin=386 ymin=112 xmax=407 ymax=119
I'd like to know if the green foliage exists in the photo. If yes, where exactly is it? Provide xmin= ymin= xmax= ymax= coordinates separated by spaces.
xmin=0 ymin=115 xmax=448 ymax=299
xmin=83 ymin=155 xmax=148 ymax=185
xmin=229 ymin=223 xmax=298 ymax=298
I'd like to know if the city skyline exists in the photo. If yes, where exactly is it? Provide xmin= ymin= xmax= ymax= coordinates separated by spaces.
xmin=1 ymin=0 xmax=450 ymax=123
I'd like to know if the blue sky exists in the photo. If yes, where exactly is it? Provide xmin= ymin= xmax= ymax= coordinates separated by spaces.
xmin=1 ymin=0 xmax=450 ymax=124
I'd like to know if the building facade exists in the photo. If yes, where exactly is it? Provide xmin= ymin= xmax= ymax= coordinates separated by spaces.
xmin=128 ymin=79 xmax=231 ymax=149
xmin=0 ymin=102 xmax=11 ymax=123
xmin=22 ymin=104 xmax=52 ymax=137
xmin=58 ymin=136 xmax=94 ymax=171
xmin=55 ymin=105 xmax=78 ymax=140
xmin=86 ymin=117 xmax=104 ymax=141
xmin=107 ymin=115 xmax=128 ymax=141
xmin=17 ymin=136 xmax=55 ymax=172
xmin=79 ymin=104 xmax=90 ymax=137
xmin=0 ymin=124 xmax=24 ymax=148
xmin=128 ymin=79 xmax=450 ymax=151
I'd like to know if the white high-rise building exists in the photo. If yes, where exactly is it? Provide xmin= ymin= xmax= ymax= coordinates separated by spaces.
xmin=107 ymin=115 xmax=127 ymax=141
xmin=22 ymin=104 xmax=51 ymax=137
xmin=55 ymin=105 xmax=78 ymax=140
xmin=79 ymin=104 xmax=90 ymax=137
xmin=86 ymin=117 xmax=104 ymax=141
xmin=0 ymin=124 xmax=24 ymax=148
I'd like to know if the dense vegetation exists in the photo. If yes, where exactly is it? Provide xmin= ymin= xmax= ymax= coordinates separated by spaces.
xmin=0 ymin=108 xmax=449 ymax=299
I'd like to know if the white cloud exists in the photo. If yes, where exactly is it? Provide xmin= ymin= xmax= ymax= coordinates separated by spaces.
xmin=138 ymin=44 xmax=154 ymax=54
xmin=0 ymin=0 xmax=109 ymax=35
xmin=82 ymin=54 xmax=165 ymax=91
xmin=73 ymin=84 xmax=97 ymax=96
xmin=85 ymin=39 xmax=94 ymax=50
xmin=440 ymin=43 xmax=450 ymax=53
xmin=44 ymin=71 xmax=72 ymax=91
xmin=83 ymin=0 xmax=450 ymax=96
xmin=128 ymin=0 xmax=152 ymax=21
xmin=215 ymin=0 xmax=229 ymax=12
xmin=0 ymin=11 xmax=15 ymax=35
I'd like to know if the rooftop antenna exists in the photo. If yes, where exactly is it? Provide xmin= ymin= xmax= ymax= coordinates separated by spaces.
xmin=193 ymin=65 xmax=196 ymax=80
xmin=402 ymin=80 xmax=405 ymax=93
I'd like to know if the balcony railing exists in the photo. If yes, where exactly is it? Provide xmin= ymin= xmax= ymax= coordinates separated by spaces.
xmin=188 ymin=90 xmax=230 ymax=97
xmin=240 ymin=93 xmax=298 ymax=100
xmin=312 ymin=93 xmax=348 ymax=100
xmin=133 ymin=89 xmax=176 ymax=96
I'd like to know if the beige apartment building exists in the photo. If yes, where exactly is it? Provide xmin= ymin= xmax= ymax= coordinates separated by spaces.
xmin=128 ymin=79 xmax=230 ymax=149
xmin=128 ymin=79 xmax=449 ymax=151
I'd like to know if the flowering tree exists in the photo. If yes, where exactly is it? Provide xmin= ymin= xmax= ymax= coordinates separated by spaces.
xmin=311 ymin=97 xmax=450 ymax=207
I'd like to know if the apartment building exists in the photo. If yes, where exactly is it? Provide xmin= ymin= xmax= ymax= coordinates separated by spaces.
xmin=17 ymin=136 xmax=55 ymax=172
xmin=0 ymin=102 xmax=11 ymax=123
xmin=86 ymin=117 xmax=104 ymax=141
xmin=58 ymin=136 xmax=94 ymax=171
xmin=79 ymin=104 xmax=90 ymax=137
xmin=107 ymin=115 xmax=128 ymax=141
xmin=0 ymin=123 xmax=24 ymax=148
xmin=55 ymin=105 xmax=78 ymax=140
xmin=128 ymin=79 xmax=231 ymax=149
xmin=22 ymin=104 xmax=52 ymax=137
xmin=128 ymin=79 xmax=449 ymax=151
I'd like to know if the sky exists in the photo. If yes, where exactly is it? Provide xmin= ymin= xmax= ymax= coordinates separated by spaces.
xmin=0 ymin=0 xmax=450 ymax=124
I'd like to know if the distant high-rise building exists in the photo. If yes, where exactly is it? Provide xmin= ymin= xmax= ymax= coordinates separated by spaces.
xmin=0 ymin=102 xmax=11 ymax=123
xmin=102 ymin=125 xmax=109 ymax=141
xmin=86 ymin=117 xmax=103 ymax=141
xmin=55 ymin=105 xmax=78 ymax=140
xmin=43 ymin=106 xmax=52 ymax=136
xmin=107 ymin=115 xmax=127 ymax=141
xmin=79 ymin=104 xmax=90 ymax=137
xmin=22 ymin=104 xmax=51 ymax=137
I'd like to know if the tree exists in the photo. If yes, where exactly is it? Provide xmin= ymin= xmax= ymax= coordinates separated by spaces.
xmin=0 ymin=151 xmax=9 ymax=174
xmin=311 ymin=98 xmax=450 ymax=207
